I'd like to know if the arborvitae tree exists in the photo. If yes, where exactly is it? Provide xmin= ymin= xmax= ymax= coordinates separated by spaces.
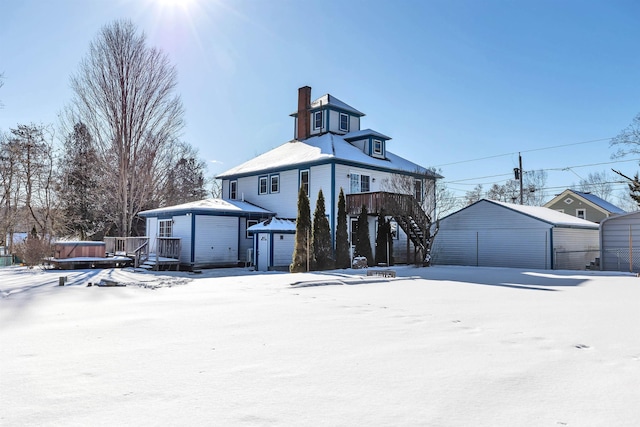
xmin=375 ymin=211 xmax=394 ymax=266
xmin=312 ymin=189 xmax=333 ymax=270
xmin=355 ymin=204 xmax=374 ymax=266
xmin=335 ymin=187 xmax=350 ymax=268
xmin=290 ymin=187 xmax=312 ymax=273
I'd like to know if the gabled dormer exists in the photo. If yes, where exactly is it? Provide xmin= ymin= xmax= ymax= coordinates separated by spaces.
xmin=291 ymin=86 xmax=365 ymax=140
xmin=343 ymin=129 xmax=391 ymax=160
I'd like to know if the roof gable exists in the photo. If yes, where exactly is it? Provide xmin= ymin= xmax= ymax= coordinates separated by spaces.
xmin=443 ymin=199 xmax=599 ymax=229
xmin=545 ymin=189 xmax=625 ymax=214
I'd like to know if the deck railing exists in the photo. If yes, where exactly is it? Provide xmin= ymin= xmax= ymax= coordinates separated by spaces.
xmin=104 ymin=236 xmax=181 ymax=260
xmin=156 ymin=237 xmax=181 ymax=259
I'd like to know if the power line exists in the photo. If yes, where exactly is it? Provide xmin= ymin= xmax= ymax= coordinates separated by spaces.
xmin=433 ymin=137 xmax=612 ymax=168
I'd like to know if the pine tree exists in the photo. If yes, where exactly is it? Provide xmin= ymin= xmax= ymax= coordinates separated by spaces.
xmin=312 ymin=189 xmax=333 ymax=270
xmin=290 ymin=187 xmax=312 ymax=273
xmin=355 ymin=204 xmax=374 ymax=266
xmin=375 ymin=210 xmax=391 ymax=266
xmin=613 ymin=169 xmax=640 ymax=207
xmin=335 ymin=188 xmax=350 ymax=268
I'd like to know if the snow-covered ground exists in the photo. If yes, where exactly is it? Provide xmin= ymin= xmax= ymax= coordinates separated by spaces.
xmin=1 ymin=265 xmax=639 ymax=426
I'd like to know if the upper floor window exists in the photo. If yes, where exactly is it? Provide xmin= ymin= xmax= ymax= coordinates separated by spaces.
xmin=414 ymin=179 xmax=423 ymax=202
xmin=230 ymin=180 xmax=238 ymax=200
xmin=300 ymin=170 xmax=309 ymax=195
xmin=576 ymin=209 xmax=586 ymax=220
xmin=259 ymin=176 xmax=268 ymax=194
xmin=314 ymin=111 xmax=323 ymax=130
xmin=340 ymin=113 xmax=349 ymax=131
xmin=159 ymin=219 xmax=172 ymax=238
xmin=270 ymin=175 xmax=280 ymax=193
xmin=350 ymin=172 xmax=370 ymax=193
xmin=373 ymin=139 xmax=383 ymax=155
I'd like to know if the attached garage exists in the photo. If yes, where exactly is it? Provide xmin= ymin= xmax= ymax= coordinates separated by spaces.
xmin=139 ymin=199 xmax=273 ymax=269
xmin=432 ymin=199 xmax=599 ymax=270
xmin=600 ymin=211 xmax=640 ymax=272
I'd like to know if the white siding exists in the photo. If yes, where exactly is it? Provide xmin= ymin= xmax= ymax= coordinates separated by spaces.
xmin=193 ymin=216 xmax=239 ymax=267
xmin=432 ymin=201 xmax=553 ymax=269
xmin=600 ymin=212 xmax=640 ymax=272
xmin=273 ymin=234 xmax=295 ymax=267
xmin=172 ymin=215 xmax=192 ymax=263
xmin=552 ymin=228 xmax=599 ymax=270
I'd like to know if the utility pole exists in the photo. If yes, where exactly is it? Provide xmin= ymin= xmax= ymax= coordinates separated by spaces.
xmin=513 ymin=153 xmax=524 ymax=205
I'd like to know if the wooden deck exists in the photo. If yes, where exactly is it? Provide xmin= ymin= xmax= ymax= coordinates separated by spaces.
xmin=104 ymin=237 xmax=181 ymax=270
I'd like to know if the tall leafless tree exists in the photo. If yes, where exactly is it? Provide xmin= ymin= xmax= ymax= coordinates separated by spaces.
xmin=64 ymin=19 xmax=185 ymax=236
xmin=576 ymin=170 xmax=615 ymax=201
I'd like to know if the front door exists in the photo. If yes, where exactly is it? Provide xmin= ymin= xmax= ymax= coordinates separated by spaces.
xmin=257 ymin=234 xmax=270 ymax=271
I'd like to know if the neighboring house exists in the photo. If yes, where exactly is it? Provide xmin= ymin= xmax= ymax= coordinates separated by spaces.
xmin=544 ymin=189 xmax=625 ymax=223
xmin=139 ymin=199 xmax=272 ymax=269
xmin=600 ymin=210 xmax=640 ymax=272
xmin=431 ymin=199 xmax=600 ymax=270
xmin=215 ymin=86 xmax=440 ymax=266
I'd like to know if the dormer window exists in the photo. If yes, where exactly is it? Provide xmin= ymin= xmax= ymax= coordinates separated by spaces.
xmin=340 ymin=113 xmax=349 ymax=132
xmin=373 ymin=139 xmax=383 ymax=156
xmin=314 ymin=111 xmax=323 ymax=130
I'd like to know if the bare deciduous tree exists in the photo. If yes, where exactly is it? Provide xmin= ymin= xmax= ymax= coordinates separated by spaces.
xmin=65 ymin=19 xmax=185 ymax=236
xmin=611 ymin=113 xmax=640 ymax=159
xmin=576 ymin=170 xmax=614 ymax=201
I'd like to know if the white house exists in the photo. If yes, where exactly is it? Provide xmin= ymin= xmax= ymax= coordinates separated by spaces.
xmin=215 ymin=86 xmax=440 ymax=266
xmin=599 ymin=210 xmax=640 ymax=272
xmin=432 ymin=199 xmax=600 ymax=270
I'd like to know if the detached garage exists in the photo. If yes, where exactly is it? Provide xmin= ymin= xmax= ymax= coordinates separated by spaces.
xmin=600 ymin=211 xmax=640 ymax=272
xmin=139 ymin=199 xmax=273 ymax=269
xmin=432 ymin=199 xmax=599 ymax=270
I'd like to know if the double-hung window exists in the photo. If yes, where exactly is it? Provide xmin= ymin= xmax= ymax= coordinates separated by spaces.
xmin=300 ymin=170 xmax=309 ymax=195
xmin=270 ymin=175 xmax=280 ymax=193
xmin=373 ymin=139 xmax=383 ymax=156
xmin=230 ymin=180 xmax=238 ymax=200
xmin=340 ymin=113 xmax=349 ymax=132
xmin=159 ymin=219 xmax=172 ymax=237
xmin=314 ymin=111 xmax=323 ymax=130
xmin=414 ymin=179 xmax=423 ymax=202
xmin=350 ymin=172 xmax=371 ymax=193
xmin=259 ymin=176 xmax=268 ymax=194
xmin=246 ymin=220 xmax=258 ymax=239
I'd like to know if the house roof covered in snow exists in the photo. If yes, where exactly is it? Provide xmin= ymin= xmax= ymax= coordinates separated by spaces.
xmin=486 ymin=199 xmax=599 ymax=228
xmin=216 ymin=133 xmax=438 ymax=179
xmin=138 ymin=199 xmax=274 ymax=217
xmin=343 ymin=129 xmax=392 ymax=141
xmin=290 ymin=94 xmax=365 ymax=117
xmin=247 ymin=217 xmax=296 ymax=234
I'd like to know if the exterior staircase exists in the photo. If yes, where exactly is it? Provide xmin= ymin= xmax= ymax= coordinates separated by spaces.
xmin=346 ymin=192 xmax=434 ymax=264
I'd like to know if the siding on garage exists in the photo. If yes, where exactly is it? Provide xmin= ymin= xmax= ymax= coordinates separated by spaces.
xmin=600 ymin=211 xmax=640 ymax=272
xmin=552 ymin=228 xmax=600 ymax=270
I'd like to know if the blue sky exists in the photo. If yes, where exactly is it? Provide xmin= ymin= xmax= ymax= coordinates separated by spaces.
xmin=1 ymin=0 xmax=639 ymax=206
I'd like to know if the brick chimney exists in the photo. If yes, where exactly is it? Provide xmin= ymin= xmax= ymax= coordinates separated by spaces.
xmin=296 ymin=86 xmax=311 ymax=140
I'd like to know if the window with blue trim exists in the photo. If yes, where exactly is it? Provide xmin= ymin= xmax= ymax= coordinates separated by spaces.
xmin=230 ymin=180 xmax=238 ymax=199
xmin=259 ymin=176 xmax=268 ymax=194
xmin=314 ymin=111 xmax=323 ymax=129
xmin=300 ymin=170 xmax=309 ymax=195
xmin=270 ymin=175 xmax=280 ymax=193
xmin=340 ymin=113 xmax=349 ymax=131
xmin=373 ymin=139 xmax=383 ymax=155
